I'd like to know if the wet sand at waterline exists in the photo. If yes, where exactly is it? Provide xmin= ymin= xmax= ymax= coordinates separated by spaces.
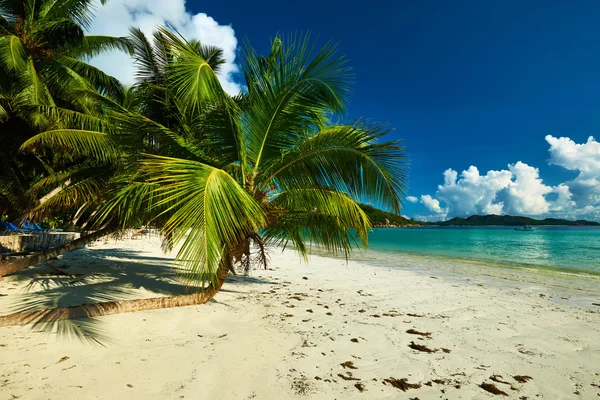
xmin=1 ymin=235 xmax=599 ymax=399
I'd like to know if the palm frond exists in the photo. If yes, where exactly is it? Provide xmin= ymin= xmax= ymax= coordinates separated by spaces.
xmin=158 ymin=27 xmax=225 ymax=113
xmin=259 ymin=122 xmax=408 ymax=213
xmin=21 ymin=129 xmax=121 ymax=162
xmin=0 ymin=34 xmax=27 ymax=72
xmin=188 ymin=39 xmax=226 ymax=73
xmin=129 ymin=27 xmax=161 ymax=83
xmin=59 ymin=56 xmax=125 ymax=102
xmin=40 ymin=0 xmax=101 ymax=30
xmin=33 ymin=17 xmax=84 ymax=50
xmin=0 ymin=14 xmax=11 ymax=34
xmin=265 ymin=188 xmax=370 ymax=259
xmin=11 ymin=58 xmax=55 ymax=111
xmin=242 ymin=33 xmax=352 ymax=171
xmin=69 ymin=35 xmax=133 ymax=59
xmin=30 ymin=175 xmax=106 ymax=218
xmin=141 ymin=155 xmax=266 ymax=285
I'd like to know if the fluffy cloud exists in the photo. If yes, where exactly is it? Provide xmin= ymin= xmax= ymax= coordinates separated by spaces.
xmin=436 ymin=166 xmax=511 ymax=217
xmin=405 ymin=196 xmax=418 ymax=203
xmin=86 ymin=0 xmax=241 ymax=94
xmin=546 ymin=135 xmax=600 ymax=211
xmin=420 ymin=195 xmax=445 ymax=214
xmin=502 ymin=162 xmax=552 ymax=215
xmin=545 ymin=135 xmax=600 ymax=173
xmin=411 ymin=136 xmax=600 ymax=222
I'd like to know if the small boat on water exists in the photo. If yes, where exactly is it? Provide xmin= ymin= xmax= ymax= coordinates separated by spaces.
xmin=514 ymin=225 xmax=536 ymax=231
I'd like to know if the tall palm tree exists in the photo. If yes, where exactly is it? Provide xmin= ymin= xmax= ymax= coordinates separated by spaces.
xmin=1 ymin=29 xmax=408 ymax=325
xmin=0 ymin=0 xmax=131 ymax=217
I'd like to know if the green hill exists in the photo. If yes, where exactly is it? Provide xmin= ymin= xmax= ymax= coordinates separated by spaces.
xmin=433 ymin=214 xmax=599 ymax=226
xmin=359 ymin=204 xmax=419 ymax=227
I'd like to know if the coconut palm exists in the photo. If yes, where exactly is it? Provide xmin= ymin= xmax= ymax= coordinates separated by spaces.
xmin=0 ymin=0 xmax=131 ymax=216
xmin=1 ymin=29 xmax=408 ymax=325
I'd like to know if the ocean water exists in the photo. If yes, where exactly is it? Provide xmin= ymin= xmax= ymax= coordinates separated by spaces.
xmin=363 ymin=226 xmax=600 ymax=275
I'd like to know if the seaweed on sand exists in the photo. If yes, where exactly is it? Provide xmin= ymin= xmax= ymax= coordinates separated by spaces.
xmin=513 ymin=375 xmax=533 ymax=383
xmin=337 ymin=373 xmax=360 ymax=381
xmin=409 ymin=341 xmax=435 ymax=353
xmin=382 ymin=378 xmax=422 ymax=391
xmin=406 ymin=329 xmax=432 ymax=338
xmin=354 ymin=383 xmax=365 ymax=392
xmin=490 ymin=375 xmax=510 ymax=384
xmin=341 ymin=361 xmax=358 ymax=369
xmin=480 ymin=382 xmax=508 ymax=396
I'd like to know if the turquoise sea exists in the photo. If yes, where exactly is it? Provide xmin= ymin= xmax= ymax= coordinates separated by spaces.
xmin=364 ymin=226 xmax=600 ymax=275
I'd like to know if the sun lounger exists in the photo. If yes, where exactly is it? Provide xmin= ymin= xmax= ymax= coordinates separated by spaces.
xmin=22 ymin=220 xmax=44 ymax=232
xmin=1 ymin=221 xmax=28 ymax=234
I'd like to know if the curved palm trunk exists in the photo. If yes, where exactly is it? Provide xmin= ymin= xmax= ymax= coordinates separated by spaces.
xmin=0 ymin=227 xmax=115 ymax=277
xmin=0 ymin=259 xmax=230 ymax=327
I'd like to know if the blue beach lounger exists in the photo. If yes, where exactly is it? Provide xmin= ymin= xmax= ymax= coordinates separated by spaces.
xmin=22 ymin=220 xmax=43 ymax=232
xmin=2 ymin=221 xmax=25 ymax=233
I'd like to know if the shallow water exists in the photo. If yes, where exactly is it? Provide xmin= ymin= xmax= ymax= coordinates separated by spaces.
xmin=363 ymin=226 xmax=600 ymax=275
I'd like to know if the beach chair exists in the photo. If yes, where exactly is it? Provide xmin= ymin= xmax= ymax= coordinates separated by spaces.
xmin=1 ymin=221 xmax=26 ymax=234
xmin=22 ymin=220 xmax=43 ymax=232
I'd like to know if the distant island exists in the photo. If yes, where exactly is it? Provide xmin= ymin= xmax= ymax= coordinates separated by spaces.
xmin=359 ymin=205 xmax=599 ymax=227
xmin=430 ymin=214 xmax=600 ymax=226
xmin=359 ymin=204 xmax=421 ymax=227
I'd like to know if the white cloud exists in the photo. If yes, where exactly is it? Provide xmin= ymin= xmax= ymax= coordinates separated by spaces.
xmin=436 ymin=166 xmax=511 ymax=217
xmin=546 ymin=135 xmax=600 ymax=211
xmin=405 ymin=196 xmax=418 ymax=203
xmin=545 ymin=135 xmax=600 ymax=173
xmin=420 ymin=195 xmax=445 ymax=214
xmin=409 ymin=136 xmax=600 ymax=222
xmin=86 ymin=0 xmax=241 ymax=95
xmin=503 ymin=161 xmax=552 ymax=215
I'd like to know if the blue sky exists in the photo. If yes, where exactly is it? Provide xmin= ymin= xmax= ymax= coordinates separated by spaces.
xmin=89 ymin=0 xmax=600 ymax=221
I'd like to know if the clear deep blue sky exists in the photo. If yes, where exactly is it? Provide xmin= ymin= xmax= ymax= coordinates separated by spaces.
xmin=188 ymin=0 xmax=600 ymax=217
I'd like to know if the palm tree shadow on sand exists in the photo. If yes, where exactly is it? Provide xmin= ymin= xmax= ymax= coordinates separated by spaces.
xmin=3 ymin=243 xmax=275 ymax=346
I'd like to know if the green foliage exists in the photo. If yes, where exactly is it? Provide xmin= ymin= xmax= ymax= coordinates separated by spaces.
xmin=18 ymin=29 xmax=409 ymax=286
xmin=0 ymin=0 xmax=131 ymax=217
xmin=358 ymin=204 xmax=418 ymax=226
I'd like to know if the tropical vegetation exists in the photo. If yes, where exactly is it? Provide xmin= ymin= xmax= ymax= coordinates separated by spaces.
xmin=359 ymin=204 xmax=419 ymax=227
xmin=0 ymin=0 xmax=131 ymax=219
xmin=0 ymin=1 xmax=408 ymax=324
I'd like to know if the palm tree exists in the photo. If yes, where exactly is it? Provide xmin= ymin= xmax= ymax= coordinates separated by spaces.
xmin=0 ymin=30 xmax=408 ymax=326
xmin=0 ymin=0 xmax=131 ymax=217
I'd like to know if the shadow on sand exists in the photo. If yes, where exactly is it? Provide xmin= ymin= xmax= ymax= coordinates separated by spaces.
xmin=2 ymin=243 xmax=275 ymax=346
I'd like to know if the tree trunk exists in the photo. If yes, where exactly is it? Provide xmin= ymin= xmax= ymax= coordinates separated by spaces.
xmin=0 ymin=227 xmax=115 ymax=277
xmin=71 ymin=202 xmax=90 ymax=225
xmin=0 ymin=260 xmax=229 ymax=327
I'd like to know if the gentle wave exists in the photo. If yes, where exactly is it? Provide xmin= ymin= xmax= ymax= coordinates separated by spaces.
xmin=362 ymin=226 xmax=600 ymax=275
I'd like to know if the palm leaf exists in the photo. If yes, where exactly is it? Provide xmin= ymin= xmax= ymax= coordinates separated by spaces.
xmin=0 ymin=34 xmax=27 ymax=72
xmin=265 ymin=188 xmax=370 ymax=258
xmin=59 ymin=56 xmax=125 ymax=101
xmin=129 ymin=27 xmax=161 ymax=83
xmin=241 ymin=33 xmax=351 ymax=172
xmin=39 ymin=0 xmax=105 ymax=30
xmin=70 ymin=35 xmax=133 ymax=58
xmin=157 ymin=27 xmax=225 ymax=113
xmin=21 ymin=129 xmax=121 ymax=162
xmin=141 ymin=155 xmax=266 ymax=285
xmin=259 ymin=122 xmax=408 ymax=213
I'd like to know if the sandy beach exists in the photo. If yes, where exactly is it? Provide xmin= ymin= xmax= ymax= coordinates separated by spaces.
xmin=1 ymin=234 xmax=600 ymax=399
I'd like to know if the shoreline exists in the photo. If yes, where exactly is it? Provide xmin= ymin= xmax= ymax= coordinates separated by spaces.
xmin=357 ymin=246 xmax=600 ymax=282
xmin=1 ymin=235 xmax=599 ymax=399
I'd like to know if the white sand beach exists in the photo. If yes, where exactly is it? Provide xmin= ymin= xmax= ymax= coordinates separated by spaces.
xmin=1 ymin=234 xmax=600 ymax=399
